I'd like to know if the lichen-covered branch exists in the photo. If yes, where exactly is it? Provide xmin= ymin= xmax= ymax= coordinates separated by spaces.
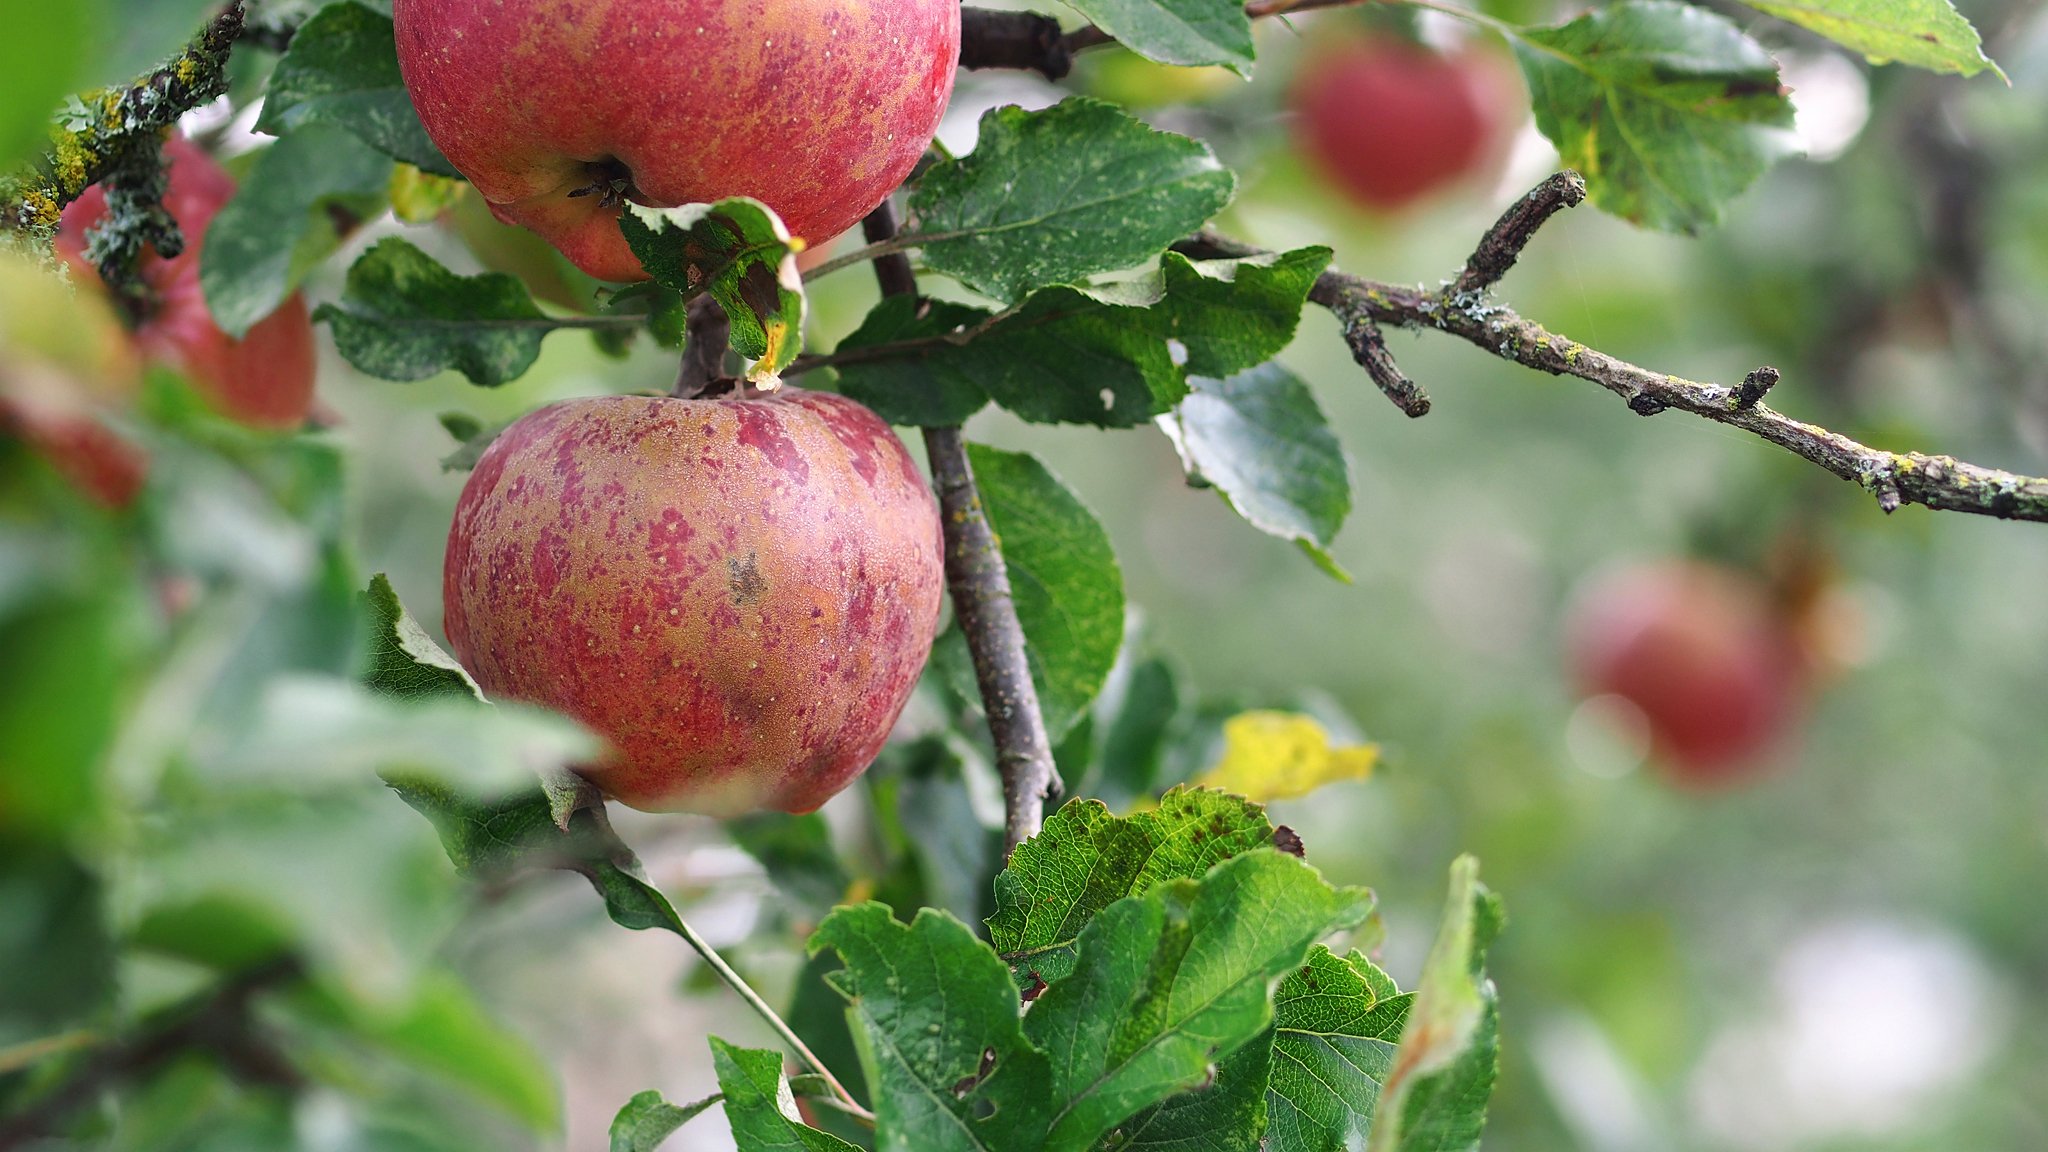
xmin=861 ymin=201 xmax=1059 ymax=855
xmin=2 ymin=1 xmax=245 ymax=311
xmin=1182 ymin=172 xmax=2048 ymax=523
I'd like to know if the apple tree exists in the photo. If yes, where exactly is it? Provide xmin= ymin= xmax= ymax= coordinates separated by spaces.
xmin=0 ymin=1 xmax=2039 ymax=1150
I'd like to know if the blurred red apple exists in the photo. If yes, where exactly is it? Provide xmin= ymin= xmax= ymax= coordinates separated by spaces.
xmin=1567 ymin=560 xmax=1805 ymax=785
xmin=1290 ymin=36 xmax=1516 ymax=213
xmin=0 ymin=250 xmax=147 ymax=508
xmin=56 ymin=136 xmax=317 ymax=431
xmin=393 ymin=0 xmax=959 ymax=282
xmin=442 ymin=390 xmax=945 ymax=815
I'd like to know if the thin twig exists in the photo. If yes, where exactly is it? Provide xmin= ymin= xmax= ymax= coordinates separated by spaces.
xmin=959 ymin=0 xmax=1372 ymax=72
xmin=861 ymin=200 xmax=1059 ymax=855
xmin=0 ymin=957 xmax=302 ymax=1151
xmin=1182 ymin=172 xmax=2048 ymax=523
xmin=674 ymin=293 xmax=732 ymax=398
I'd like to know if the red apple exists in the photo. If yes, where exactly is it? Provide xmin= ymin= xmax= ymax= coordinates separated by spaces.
xmin=0 ymin=250 xmax=147 ymax=508
xmin=393 ymin=0 xmax=959 ymax=283
xmin=442 ymin=390 xmax=945 ymax=815
xmin=1566 ymin=561 xmax=1805 ymax=785
xmin=56 ymin=136 xmax=318 ymax=431
xmin=1290 ymin=36 xmax=1515 ymax=213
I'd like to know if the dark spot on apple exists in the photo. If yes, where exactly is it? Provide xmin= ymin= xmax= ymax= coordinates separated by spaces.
xmin=727 ymin=552 xmax=766 ymax=604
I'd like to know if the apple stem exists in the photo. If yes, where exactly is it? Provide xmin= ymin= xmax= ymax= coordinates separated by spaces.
xmin=675 ymin=294 xmax=733 ymax=398
xmin=665 ymin=905 xmax=876 ymax=1123
xmin=862 ymin=200 xmax=1061 ymax=856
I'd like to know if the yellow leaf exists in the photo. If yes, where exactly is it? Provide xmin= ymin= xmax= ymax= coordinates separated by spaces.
xmin=1194 ymin=710 xmax=1377 ymax=803
xmin=387 ymin=163 xmax=467 ymax=224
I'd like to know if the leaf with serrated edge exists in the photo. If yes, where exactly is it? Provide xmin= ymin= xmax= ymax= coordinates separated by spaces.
xmin=1194 ymin=711 xmax=1377 ymax=803
xmin=1163 ymin=363 xmax=1352 ymax=578
xmin=832 ymin=295 xmax=993 ymax=426
xmin=314 ymin=237 xmax=553 ymax=386
xmin=620 ymin=199 xmax=805 ymax=385
xmin=1065 ymin=0 xmax=1256 ymax=71
xmin=810 ymin=904 xmax=1053 ymax=1152
xmin=989 ymin=788 xmax=1273 ymax=985
xmin=200 ymin=126 xmax=390 ymax=339
xmin=254 ymin=0 xmax=458 ymax=176
xmin=837 ymin=288 xmax=1182 ymax=428
xmin=1367 ymin=856 xmax=1504 ymax=1152
xmin=361 ymin=573 xmax=482 ymax=701
xmin=1738 ymin=0 xmax=2001 ymax=77
xmin=910 ymin=99 xmax=1235 ymax=302
xmin=1150 ymin=249 xmax=1331 ymax=378
xmin=609 ymin=1088 xmax=721 ymax=1152
xmin=967 ymin=444 xmax=1124 ymax=740
xmin=1025 ymin=849 xmax=1375 ymax=1152
xmin=710 ymin=1039 xmax=861 ymax=1152
xmin=1264 ymin=946 xmax=1413 ymax=1152
xmin=1513 ymin=0 xmax=1797 ymax=233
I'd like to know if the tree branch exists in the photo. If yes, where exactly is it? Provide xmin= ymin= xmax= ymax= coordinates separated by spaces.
xmin=961 ymin=0 xmax=1371 ymax=77
xmin=0 ymin=957 xmax=302 ymax=1151
xmin=860 ymin=201 xmax=1059 ymax=855
xmin=1180 ymin=172 xmax=2048 ymax=523
xmin=2 ymin=1 xmax=245 ymax=312
xmin=674 ymin=293 xmax=732 ymax=398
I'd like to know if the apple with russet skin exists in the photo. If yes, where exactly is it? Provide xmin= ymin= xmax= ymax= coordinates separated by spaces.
xmin=1290 ymin=36 xmax=1517 ymax=213
xmin=442 ymin=389 xmax=945 ymax=815
xmin=56 ymin=136 xmax=317 ymax=431
xmin=393 ymin=0 xmax=959 ymax=283
xmin=1566 ymin=560 xmax=1806 ymax=786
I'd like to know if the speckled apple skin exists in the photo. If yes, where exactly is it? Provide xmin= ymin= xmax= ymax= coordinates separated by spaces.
xmin=393 ymin=0 xmax=959 ymax=282
xmin=443 ymin=390 xmax=944 ymax=815
xmin=56 ymin=137 xmax=317 ymax=431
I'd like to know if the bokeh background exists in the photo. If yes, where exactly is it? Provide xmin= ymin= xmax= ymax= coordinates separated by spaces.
xmin=5 ymin=1 xmax=2048 ymax=1150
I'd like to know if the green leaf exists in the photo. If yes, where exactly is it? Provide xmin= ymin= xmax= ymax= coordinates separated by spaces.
xmin=621 ymin=199 xmax=805 ymax=384
xmin=383 ymin=776 xmax=566 ymax=879
xmin=0 ymin=0 xmax=92 ymax=169
xmin=711 ymin=1038 xmax=862 ymax=1152
xmin=1512 ymin=0 xmax=1797 ymax=233
xmin=255 ymin=0 xmax=459 ymax=176
xmin=1736 ymin=0 xmax=2001 ymax=78
xmin=130 ymin=894 xmax=295 ymax=975
xmin=1367 ymin=856 xmax=1504 ymax=1152
xmin=988 ymin=788 xmax=1274 ymax=985
xmin=316 ymin=969 xmax=562 ymax=1130
xmin=1148 ymin=249 xmax=1331 ymax=378
xmin=610 ymin=1088 xmax=722 ymax=1152
xmin=200 ymin=126 xmax=391 ymax=338
xmin=889 ymin=736 xmax=1000 ymax=927
xmin=836 ymin=288 xmax=1183 ymax=428
xmin=1025 ymin=849 xmax=1374 ymax=1152
xmin=1114 ymin=1030 xmax=1272 ymax=1152
xmin=1063 ymin=0 xmax=1256 ymax=72
xmin=1264 ymin=947 xmax=1413 ymax=1152
xmin=966 ymin=444 xmax=1124 ymax=739
xmin=360 ymin=573 xmax=483 ymax=702
xmin=811 ymin=904 xmax=1054 ymax=1152
xmin=708 ymin=1037 xmax=860 ymax=1147
xmin=1161 ymin=363 xmax=1352 ymax=577
xmin=315 ymin=237 xmax=556 ymax=386
xmin=910 ymin=99 xmax=1235 ymax=302
xmin=831 ymin=294 xmax=992 ymax=426
xmin=725 ymin=813 xmax=850 ymax=922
